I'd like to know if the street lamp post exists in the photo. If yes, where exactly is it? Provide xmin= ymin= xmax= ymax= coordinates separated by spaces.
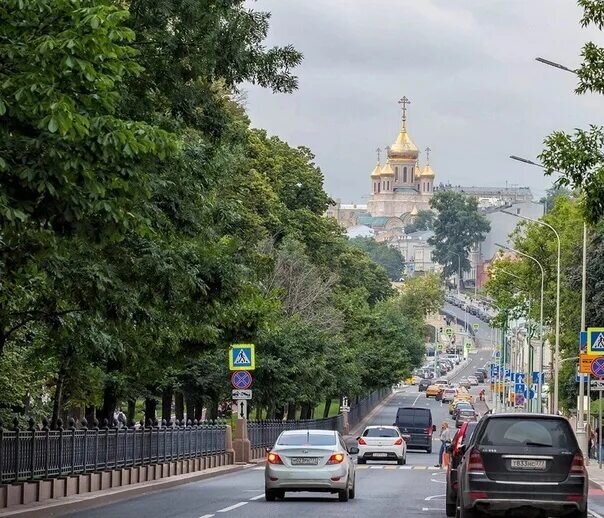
xmin=496 ymin=243 xmax=545 ymax=413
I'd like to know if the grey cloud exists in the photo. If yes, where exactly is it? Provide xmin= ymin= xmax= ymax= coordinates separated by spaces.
xmin=245 ymin=0 xmax=604 ymax=201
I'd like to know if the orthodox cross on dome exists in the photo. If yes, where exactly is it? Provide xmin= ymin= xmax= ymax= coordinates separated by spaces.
xmin=376 ymin=147 xmax=381 ymax=163
xmin=398 ymin=96 xmax=411 ymax=129
xmin=425 ymin=146 xmax=432 ymax=164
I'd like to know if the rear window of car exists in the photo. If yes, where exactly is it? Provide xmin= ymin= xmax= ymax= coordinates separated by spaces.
xmin=459 ymin=409 xmax=475 ymax=415
xmin=396 ymin=409 xmax=431 ymax=427
xmin=479 ymin=418 xmax=576 ymax=449
xmin=363 ymin=427 xmax=399 ymax=438
xmin=277 ymin=433 xmax=336 ymax=446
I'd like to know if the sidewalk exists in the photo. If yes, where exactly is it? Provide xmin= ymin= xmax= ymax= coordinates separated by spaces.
xmin=589 ymin=462 xmax=604 ymax=489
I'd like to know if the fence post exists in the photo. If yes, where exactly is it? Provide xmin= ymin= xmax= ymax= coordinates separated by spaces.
xmin=232 ymin=418 xmax=250 ymax=463
xmin=57 ymin=418 xmax=64 ymax=478
xmin=81 ymin=418 xmax=89 ymax=474
xmin=28 ymin=418 xmax=36 ymax=480
xmin=68 ymin=418 xmax=76 ymax=476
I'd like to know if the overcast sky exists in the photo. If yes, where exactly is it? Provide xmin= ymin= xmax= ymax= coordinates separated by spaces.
xmin=244 ymin=1 xmax=604 ymax=203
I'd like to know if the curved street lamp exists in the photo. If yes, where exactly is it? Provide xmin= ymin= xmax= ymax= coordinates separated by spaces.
xmin=496 ymin=243 xmax=545 ymax=413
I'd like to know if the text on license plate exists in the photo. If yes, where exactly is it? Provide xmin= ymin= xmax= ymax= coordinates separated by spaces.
xmin=373 ymin=452 xmax=388 ymax=457
xmin=291 ymin=457 xmax=319 ymax=465
xmin=510 ymin=459 xmax=547 ymax=470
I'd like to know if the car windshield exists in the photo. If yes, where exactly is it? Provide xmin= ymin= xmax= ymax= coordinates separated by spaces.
xmin=479 ymin=418 xmax=576 ymax=449
xmin=459 ymin=410 xmax=475 ymax=415
xmin=278 ymin=433 xmax=336 ymax=446
xmin=363 ymin=428 xmax=399 ymax=438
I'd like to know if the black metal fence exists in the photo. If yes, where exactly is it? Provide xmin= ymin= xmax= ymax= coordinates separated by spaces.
xmin=348 ymin=388 xmax=391 ymax=429
xmin=0 ymin=418 xmax=227 ymax=484
xmin=248 ymin=415 xmax=343 ymax=449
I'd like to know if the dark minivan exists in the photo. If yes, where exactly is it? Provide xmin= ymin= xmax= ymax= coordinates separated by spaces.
xmin=394 ymin=407 xmax=435 ymax=453
xmin=456 ymin=413 xmax=588 ymax=518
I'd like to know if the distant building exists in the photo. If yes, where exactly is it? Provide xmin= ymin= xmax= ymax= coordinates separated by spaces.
xmin=326 ymin=97 xmax=436 ymax=235
xmin=391 ymin=230 xmax=441 ymax=276
xmin=437 ymin=184 xmax=533 ymax=206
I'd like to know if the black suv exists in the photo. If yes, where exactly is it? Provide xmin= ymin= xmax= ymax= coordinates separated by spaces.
xmin=394 ymin=407 xmax=435 ymax=453
xmin=456 ymin=413 xmax=588 ymax=518
xmin=418 ymin=378 xmax=432 ymax=392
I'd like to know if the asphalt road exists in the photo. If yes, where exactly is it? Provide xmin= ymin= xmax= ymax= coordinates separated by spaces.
xmin=60 ymin=360 xmax=484 ymax=518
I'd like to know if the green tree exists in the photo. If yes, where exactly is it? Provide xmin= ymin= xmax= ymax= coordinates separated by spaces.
xmin=404 ymin=210 xmax=435 ymax=234
xmin=349 ymin=237 xmax=405 ymax=281
xmin=429 ymin=191 xmax=490 ymax=277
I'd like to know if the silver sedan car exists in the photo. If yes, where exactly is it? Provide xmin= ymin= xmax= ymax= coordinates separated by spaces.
xmin=265 ymin=429 xmax=358 ymax=502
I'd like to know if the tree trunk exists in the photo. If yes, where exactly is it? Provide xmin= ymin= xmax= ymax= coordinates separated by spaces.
xmin=275 ymin=405 xmax=285 ymax=421
xmin=194 ymin=397 xmax=204 ymax=422
xmin=161 ymin=387 xmax=173 ymax=424
xmin=286 ymin=403 xmax=297 ymax=421
xmin=207 ymin=399 xmax=218 ymax=420
xmin=323 ymin=398 xmax=332 ymax=418
xmin=144 ymin=398 xmax=157 ymax=424
xmin=300 ymin=403 xmax=311 ymax=420
xmin=127 ymin=400 xmax=136 ymax=425
xmin=51 ymin=368 xmax=66 ymax=429
xmin=267 ymin=401 xmax=276 ymax=420
xmin=174 ymin=392 xmax=184 ymax=422
xmin=185 ymin=396 xmax=195 ymax=423
xmin=98 ymin=360 xmax=121 ymax=425
xmin=85 ymin=405 xmax=96 ymax=424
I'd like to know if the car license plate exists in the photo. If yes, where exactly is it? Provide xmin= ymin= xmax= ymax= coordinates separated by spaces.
xmin=291 ymin=457 xmax=319 ymax=465
xmin=510 ymin=459 xmax=547 ymax=470
xmin=373 ymin=452 xmax=388 ymax=457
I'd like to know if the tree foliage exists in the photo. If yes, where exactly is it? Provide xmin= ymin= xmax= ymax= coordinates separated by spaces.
xmin=429 ymin=191 xmax=490 ymax=277
xmin=0 ymin=0 xmax=434 ymax=424
xmin=349 ymin=237 xmax=405 ymax=281
xmin=404 ymin=210 xmax=435 ymax=234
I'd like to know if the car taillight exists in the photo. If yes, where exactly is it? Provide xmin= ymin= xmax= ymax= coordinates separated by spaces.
xmin=267 ymin=452 xmax=283 ymax=465
xmin=454 ymin=434 xmax=464 ymax=455
xmin=467 ymin=448 xmax=484 ymax=472
xmin=427 ymin=427 xmax=433 ymax=436
xmin=394 ymin=438 xmax=403 ymax=445
xmin=358 ymin=438 xmax=367 ymax=445
xmin=327 ymin=453 xmax=345 ymax=464
xmin=571 ymin=452 xmax=586 ymax=474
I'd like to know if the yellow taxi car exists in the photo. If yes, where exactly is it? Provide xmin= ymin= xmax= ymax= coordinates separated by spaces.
xmin=449 ymin=398 xmax=473 ymax=415
xmin=404 ymin=375 xmax=421 ymax=385
xmin=425 ymin=384 xmax=444 ymax=399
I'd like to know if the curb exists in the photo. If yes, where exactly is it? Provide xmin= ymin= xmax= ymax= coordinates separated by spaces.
xmin=0 ymin=464 xmax=252 ymax=518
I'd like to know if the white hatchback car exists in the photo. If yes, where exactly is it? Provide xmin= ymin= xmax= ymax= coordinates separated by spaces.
xmin=265 ymin=430 xmax=357 ymax=502
xmin=468 ymin=375 xmax=479 ymax=386
xmin=357 ymin=425 xmax=407 ymax=465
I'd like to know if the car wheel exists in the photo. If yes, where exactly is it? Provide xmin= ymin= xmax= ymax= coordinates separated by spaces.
xmin=397 ymin=457 xmax=404 ymax=465
xmin=338 ymin=484 xmax=349 ymax=502
xmin=265 ymin=488 xmax=277 ymax=502
xmin=426 ymin=445 xmax=432 ymax=454
xmin=275 ymin=489 xmax=285 ymax=500
xmin=357 ymin=458 xmax=366 ymax=464
xmin=348 ymin=477 xmax=356 ymax=500
xmin=446 ymin=484 xmax=456 ymax=517
xmin=456 ymin=499 xmax=479 ymax=518
xmin=569 ymin=510 xmax=587 ymax=518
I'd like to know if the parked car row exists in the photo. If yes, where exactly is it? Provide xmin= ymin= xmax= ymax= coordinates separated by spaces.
xmin=445 ymin=294 xmax=494 ymax=324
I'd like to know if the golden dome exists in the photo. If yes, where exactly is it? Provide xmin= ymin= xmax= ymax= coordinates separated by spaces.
xmin=421 ymin=164 xmax=435 ymax=178
xmin=388 ymin=128 xmax=419 ymax=160
xmin=370 ymin=163 xmax=382 ymax=177
xmin=381 ymin=162 xmax=395 ymax=176
xmin=410 ymin=205 xmax=419 ymax=216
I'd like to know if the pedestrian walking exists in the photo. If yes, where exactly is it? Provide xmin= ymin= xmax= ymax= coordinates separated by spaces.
xmin=435 ymin=421 xmax=453 ymax=468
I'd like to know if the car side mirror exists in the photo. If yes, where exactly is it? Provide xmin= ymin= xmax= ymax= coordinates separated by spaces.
xmin=356 ymin=436 xmax=361 ymax=441
xmin=432 ymin=425 xmax=437 ymax=432
xmin=348 ymin=446 xmax=359 ymax=455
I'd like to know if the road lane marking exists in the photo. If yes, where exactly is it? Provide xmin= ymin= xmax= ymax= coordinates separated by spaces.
xmin=400 ymin=465 xmax=412 ymax=469
xmin=249 ymin=494 xmax=265 ymax=501
xmin=199 ymin=515 xmax=215 ymax=518
xmin=252 ymin=467 xmax=264 ymax=470
xmin=415 ymin=466 xmax=427 ymax=470
xmin=217 ymin=502 xmax=248 ymax=513
xmin=425 ymin=494 xmax=446 ymax=500
xmin=590 ymin=510 xmax=604 ymax=518
xmin=413 ymin=393 xmax=421 ymax=406
xmin=370 ymin=466 xmax=384 ymax=469
xmin=384 ymin=465 xmax=397 ymax=470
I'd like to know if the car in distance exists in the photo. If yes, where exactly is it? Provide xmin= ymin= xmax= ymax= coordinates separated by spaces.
xmin=459 ymin=378 xmax=471 ymax=389
xmin=456 ymin=413 xmax=588 ymax=518
xmin=467 ymin=375 xmax=479 ymax=386
xmin=441 ymin=387 xmax=458 ymax=403
xmin=445 ymin=421 xmax=478 ymax=517
xmin=450 ymin=400 xmax=473 ymax=416
xmin=265 ymin=430 xmax=358 ymax=502
xmin=418 ymin=378 xmax=432 ymax=392
xmin=357 ymin=425 xmax=407 ymax=465
xmin=394 ymin=407 xmax=435 ymax=453
xmin=426 ymin=384 xmax=444 ymax=399
xmin=455 ymin=408 xmax=477 ymax=428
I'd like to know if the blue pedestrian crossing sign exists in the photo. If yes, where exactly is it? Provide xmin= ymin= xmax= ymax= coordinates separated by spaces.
xmin=587 ymin=328 xmax=604 ymax=355
xmin=229 ymin=344 xmax=256 ymax=371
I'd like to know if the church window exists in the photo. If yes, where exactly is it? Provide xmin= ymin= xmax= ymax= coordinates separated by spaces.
xmin=387 ymin=181 xmax=390 ymax=190
xmin=403 ymin=167 xmax=407 ymax=183
xmin=410 ymin=168 xmax=414 ymax=183
xmin=395 ymin=167 xmax=398 ymax=181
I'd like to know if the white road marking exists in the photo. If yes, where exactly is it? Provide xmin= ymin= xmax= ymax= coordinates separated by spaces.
xmin=413 ymin=393 xmax=421 ymax=406
xmin=217 ymin=502 xmax=248 ymax=513
xmin=425 ymin=494 xmax=446 ymax=501
xmin=249 ymin=494 xmax=265 ymax=501
xmin=422 ymin=507 xmax=444 ymax=511
xmin=370 ymin=465 xmax=384 ymax=469
xmin=400 ymin=465 xmax=412 ymax=469
xmin=590 ymin=510 xmax=604 ymax=518
xmin=199 ymin=515 xmax=215 ymax=518
xmin=252 ymin=467 xmax=264 ymax=471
